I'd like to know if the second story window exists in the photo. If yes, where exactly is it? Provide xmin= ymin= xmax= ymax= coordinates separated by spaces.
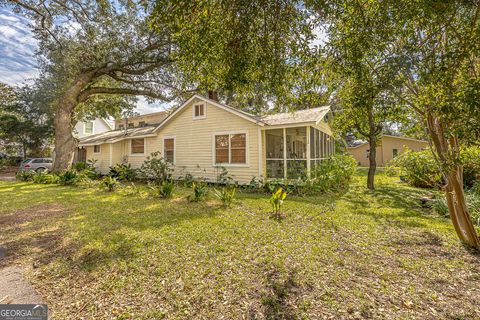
xmin=118 ymin=124 xmax=124 ymax=130
xmin=84 ymin=121 xmax=93 ymax=134
xmin=128 ymin=123 xmax=134 ymax=128
xmin=193 ymin=104 xmax=205 ymax=119
xmin=139 ymin=121 xmax=146 ymax=127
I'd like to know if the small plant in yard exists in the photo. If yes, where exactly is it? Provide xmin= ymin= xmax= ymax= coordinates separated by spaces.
xmin=149 ymin=180 xmax=175 ymax=199
xmin=189 ymin=181 xmax=208 ymax=202
xmin=32 ymin=171 xmax=58 ymax=184
xmin=214 ymin=187 xmax=236 ymax=208
xmin=140 ymin=151 xmax=172 ymax=184
xmin=16 ymin=170 xmax=35 ymax=182
xmin=270 ymin=188 xmax=287 ymax=218
xmin=58 ymin=170 xmax=79 ymax=185
xmin=100 ymin=176 xmax=118 ymax=192
xmin=109 ymin=163 xmax=137 ymax=181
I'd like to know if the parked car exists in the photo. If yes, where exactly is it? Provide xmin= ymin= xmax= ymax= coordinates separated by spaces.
xmin=19 ymin=158 xmax=53 ymax=172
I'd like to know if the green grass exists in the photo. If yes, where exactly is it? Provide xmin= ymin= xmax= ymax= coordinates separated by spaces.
xmin=1 ymin=170 xmax=479 ymax=319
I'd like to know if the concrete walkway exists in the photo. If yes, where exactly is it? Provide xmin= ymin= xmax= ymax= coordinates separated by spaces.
xmin=0 ymin=266 xmax=43 ymax=304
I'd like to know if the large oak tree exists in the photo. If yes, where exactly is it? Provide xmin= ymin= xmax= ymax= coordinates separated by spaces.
xmin=3 ymin=0 xmax=181 ymax=170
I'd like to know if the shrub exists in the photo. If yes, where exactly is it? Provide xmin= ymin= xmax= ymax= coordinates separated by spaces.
xmin=109 ymin=163 xmax=137 ymax=181
xmin=311 ymin=154 xmax=357 ymax=193
xmin=247 ymin=176 xmax=263 ymax=191
xmin=74 ymin=159 xmax=100 ymax=179
xmin=216 ymin=167 xmax=236 ymax=186
xmin=432 ymin=189 xmax=480 ymax=226
xmin=32 ymin=171 xmax=58 ymax=184
xmin=16 ymin=170 xmax=35 ymax=182
xmin=214 ymin=187 xmax=236 ymax=208
xmin=58 ymin=170 xmax=79 ymax=186
xmin=100 ymin=176 xmax=118 ymax=192
xmin=270 ymin=188 xmax=287 ymax=217
xmin=460 ymin=146 xmax=480 ymax=188
xmin=393 ymin=146 xmax=480 ymax=189
xmin=149 ymin=180 xmax=175 ymax=199
xmin=189 ymin=181 xmax=208 ymax=202
xmin=391 ymin=149 xmax=442 ymax=188
xmin=140 ymin=151 xmax=172 ymax=184
xmin=384 ymin=164 xmax=399 ymax=177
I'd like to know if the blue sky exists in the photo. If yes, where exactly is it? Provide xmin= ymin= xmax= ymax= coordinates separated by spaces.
xmin=0 ymin=7 xmax=164 ymax=114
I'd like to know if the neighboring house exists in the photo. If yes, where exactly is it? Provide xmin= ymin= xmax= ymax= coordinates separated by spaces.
xmin=347 ymin=135 xmax=428 ymax=167
xmin=78 ymin=94 xmax=335 ymax=184
xmin=74 ymin=118 xmax=114 ymax=139
xmin=115 ymin=111 xmax=168 ymax=130
xmin=74 ymin=118 xmax=114 ymax=162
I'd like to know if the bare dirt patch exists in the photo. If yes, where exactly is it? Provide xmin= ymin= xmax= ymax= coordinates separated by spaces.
xmin=0 ymin=204 xmax=71 ymax=267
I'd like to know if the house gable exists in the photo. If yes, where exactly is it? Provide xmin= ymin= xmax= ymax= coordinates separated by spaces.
xmin=153 ymin=94 xmax=264 ymax=133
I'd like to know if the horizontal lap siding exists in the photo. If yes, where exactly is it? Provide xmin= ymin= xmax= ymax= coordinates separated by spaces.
xmin=155 ymin=98 xmax=261 ymax=184
xmin=85 ymin=145 xmax=110 ymax=173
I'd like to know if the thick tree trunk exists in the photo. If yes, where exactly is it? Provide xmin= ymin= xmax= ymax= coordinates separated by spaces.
xmin=52 ymin=103 xmax=76 ymax=171
xmin=367 ymin=135 xmax=377 ymax=190
xmin=426 ymin=114 xmax=480 ymax=250
xmin=51 ymin=73 xmax=94 ymax=171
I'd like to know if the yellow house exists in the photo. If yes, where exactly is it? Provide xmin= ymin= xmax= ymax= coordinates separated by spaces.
xmin=346 ymin=135 xmax=428 ymax=167
xmin=78 ymin=94 xmax=335 ymax=184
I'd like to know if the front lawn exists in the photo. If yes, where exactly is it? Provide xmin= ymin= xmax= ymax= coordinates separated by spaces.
xmin=1 ymin=170 xmax=479 ymax=319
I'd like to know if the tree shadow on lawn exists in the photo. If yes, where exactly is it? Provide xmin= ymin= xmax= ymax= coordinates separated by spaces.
xmin=68 ymin=195 xmax=225 ymax=270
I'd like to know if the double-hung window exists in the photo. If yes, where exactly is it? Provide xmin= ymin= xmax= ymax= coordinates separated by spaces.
xmin=214 ymin=133 xmax=246 ymax=164
xmin=84 ymin=121 xmax=93 ymax=134
xmin=193 ymin=104 xmax=206 ymax=119
xmin=131 ymin=138 xmax=145 ymax=154
xmin=164 ymin=138 xmax=175 ymax=163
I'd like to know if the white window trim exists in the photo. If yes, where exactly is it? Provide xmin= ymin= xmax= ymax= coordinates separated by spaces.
xmin=163 ymin=136 xmax=176 ymax=165
xmin=93 ymin=144 xmax=101 ymax=154
xmin=192 ymin=103 xmax=207 ymax=120
xmin=212 ymin=131 xmax=249 ymax=167
xmin=130 ymin=138 xmax=146 ymax=156
xmin=84 ymin=121 xmax=94 ymax=135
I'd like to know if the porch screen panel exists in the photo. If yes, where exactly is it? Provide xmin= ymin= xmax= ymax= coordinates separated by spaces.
xmin=265 ymin=129 xmax=284 ymax=178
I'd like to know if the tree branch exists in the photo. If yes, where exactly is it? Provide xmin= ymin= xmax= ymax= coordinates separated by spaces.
xmin=78 ymin=87 xmax=172 ymax=103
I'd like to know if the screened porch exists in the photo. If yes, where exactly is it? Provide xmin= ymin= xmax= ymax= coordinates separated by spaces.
xmin=265 ymin=126 xmax=335 ymax=179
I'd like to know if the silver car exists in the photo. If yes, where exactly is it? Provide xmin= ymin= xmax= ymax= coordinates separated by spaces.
xmin=19 ymin=158 xmax=53 ymax=172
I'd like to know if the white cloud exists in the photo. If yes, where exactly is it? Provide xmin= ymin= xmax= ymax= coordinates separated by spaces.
xmin=0 ymin=8 xmax=39 ymax=86
xmin=135 ymin=96 xmax=172 ymax=114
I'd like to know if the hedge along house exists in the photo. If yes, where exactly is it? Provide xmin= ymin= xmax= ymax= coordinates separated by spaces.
xmin=78 ymin=94 xmax=334 ymax=184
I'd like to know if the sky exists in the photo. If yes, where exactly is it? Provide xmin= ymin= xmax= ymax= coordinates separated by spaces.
xmin=0 ymin=7 xmax=166 ymax=114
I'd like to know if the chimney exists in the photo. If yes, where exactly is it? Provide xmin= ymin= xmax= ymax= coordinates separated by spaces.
xmin=208 ymin=90 xmax=219 ymax=101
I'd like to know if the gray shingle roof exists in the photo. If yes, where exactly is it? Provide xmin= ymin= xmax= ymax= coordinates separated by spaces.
xmin=78 ymin=126 xmax=156 ymax=146
xmin=261 ymin=106 xmax=330 ymax=126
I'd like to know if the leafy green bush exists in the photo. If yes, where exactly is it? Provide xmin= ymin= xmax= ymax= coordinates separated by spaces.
xmin=189 ymin=181 xmax=208 ymax=202
xmin=391 ymin=149 xmax=442 ymax=188
xmin=216 ymin=166 xmax=237 ymax=186
xmin=432 ymin=188 xmax=480 ymax=226
xmin=109 ymin=163 xmax=137 ymax=181
xmin=460 ymin=146 xmax=480 ymax=188
xmin=16 ymin=170 xmax=35 ymax=182
xmin=178 ymin=172 xmax=195 ymax=187
xmin=384 ymin=165 xmax=399 ymax=177
xmin=73 ymin=159 xmax=100 ymax=179
xmin=214 ymin=187 xmax=236 ymax=208
xmin=393 ymin=147 xmax=480 ymax=189
xmin=100 ymin=176 xmax=118 ymax=192
xmin=310 ymin=154 xmax=357 ymax=193
xmin=270 ymin=188 xmax=287 ymax=217
xmin=32 ymin=171 xmax=58 ymax=184
xmin=58 ymin=170 xmax=79 ymax=186
xmin=149 ymin=180 xmax=175 ymax=199
xmin=140 ymin=151 xmax=172 ymax=184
